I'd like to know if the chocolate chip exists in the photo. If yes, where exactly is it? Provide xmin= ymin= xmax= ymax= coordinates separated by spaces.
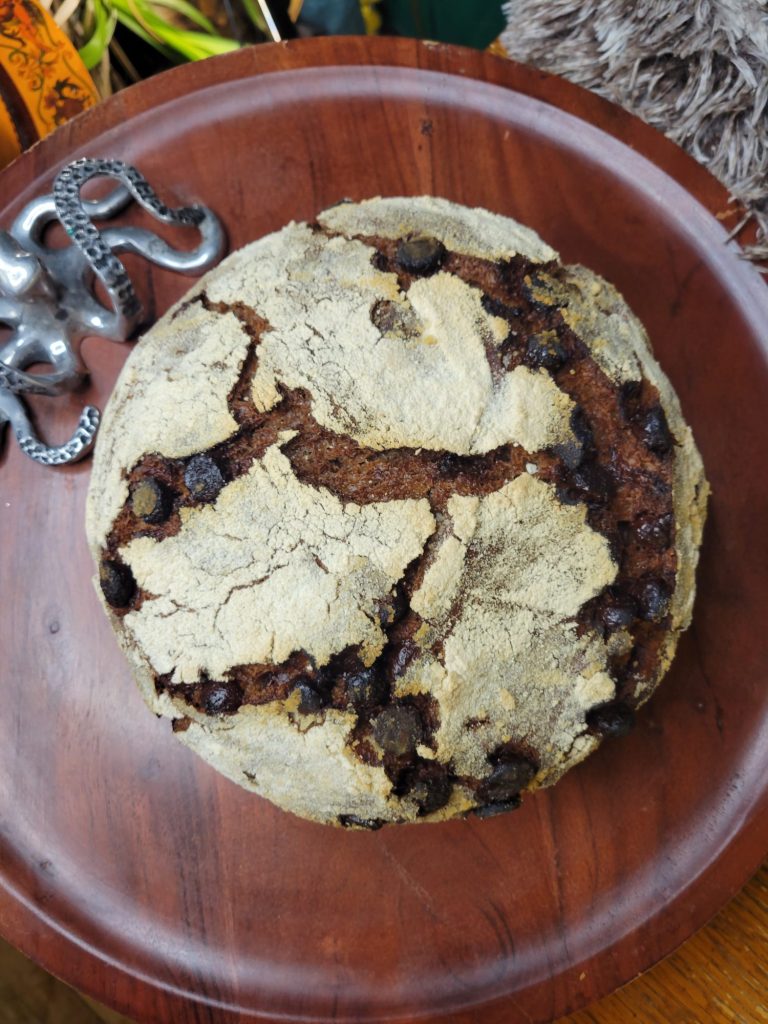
xmin=641 ymin=404 xmax=674 ymax=454
xmin=338 ymin=814 xmax=385 ymax=830
xmin=524 ymin=330 xmax=567 ymax=372
xmin=99 ymin=559 xmax=136 ymax=608
xmin=639 ymin=579 xmax=671 ymax=622
xmin=587 ymin=701 xmax=635 ymax=737
xmin=371 ymin=251 xmax=389 ymax=272
xmin=563 ymin=461 xmax=613 ymax=505
xmin=473 ymin=798 xmax=522 ymax=819
xmin=481 ymin=294 xmax=523 ymax=319
xmin=637 ymin=514 xmax=673 ymax=550
xmin=296 ymin=680 xmax=324 ymax=714
xmin=401 ymin=764 xmax=452 ymax=815
xmin=619 ymin=379 xmax=643 ymax=418
xmin=371 ymin=704 xmax=423 ymax=756
xmin=479 ymin=759 xmax=536 ymax=803
xmin=202 ymin=680 xmax=242 ymax=714
xmin=601 ymin=602 xmax=637 ymax=632
xmin=130 ymin=477 xmax=171 ymax=524
xmin=553 ymin=408 xmax=594 ymax=471
xmin=554 ymin=442 xmax=585 ymax=473
xmin=388 ymin=639 xmax=419 ymax=680
xmin=620 ymin=379 xmax=642 ymax=403
xmin=396 ymin=236 xmax=445 ymax=275
xmin=345 ymin=668 xmax=387 ymax=708
xmin=437 ymin=452 xmax=463 ymax=476
xmin=184 ymin=454 xmax=224 ymax=503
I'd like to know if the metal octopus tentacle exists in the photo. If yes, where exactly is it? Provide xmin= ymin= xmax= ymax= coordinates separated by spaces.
xmin=0 ymin=157 xmax=225 ymax=467
xmin=52 ymin=158 xmax=224 ymax=338
xmin=0 ymin=390 xmax=99 ymax=465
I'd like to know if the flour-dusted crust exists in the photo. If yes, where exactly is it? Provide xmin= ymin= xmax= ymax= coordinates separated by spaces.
xmin=86 ymin=196 xmax=708 ymax=827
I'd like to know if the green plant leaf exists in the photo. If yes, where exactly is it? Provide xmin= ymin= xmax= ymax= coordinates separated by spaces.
xmin=106 ymin=0 xmax=238 ymax=62
xmin=78 ymin=0 xmax=117 ymax=70
xmin=240 ymin=0 xmax=267 ymax=33
xmin=110 ymin=2 xmax=178 ymax=61
xmin=149 ymin=0 xmax=219 ymax=35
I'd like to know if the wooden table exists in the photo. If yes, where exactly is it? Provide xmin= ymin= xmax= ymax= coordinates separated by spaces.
xmin=570 ymin=862 xmax=768 ymax=1023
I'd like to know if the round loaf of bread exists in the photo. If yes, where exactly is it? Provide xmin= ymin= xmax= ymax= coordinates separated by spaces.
xmin=86 ymin=196 xmax=708 ymax=827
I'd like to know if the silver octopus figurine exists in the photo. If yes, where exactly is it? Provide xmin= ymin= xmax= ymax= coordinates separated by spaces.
xmin=0 ymin=157 xmax=225 ymax=466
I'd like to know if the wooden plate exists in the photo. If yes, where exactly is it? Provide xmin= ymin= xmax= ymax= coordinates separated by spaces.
xmin=1 ymin=38 xmax=767 ymax=1024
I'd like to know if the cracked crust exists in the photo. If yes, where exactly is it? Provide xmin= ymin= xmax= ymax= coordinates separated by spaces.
xmin=86 ymin=196 xmax=708 ymax=827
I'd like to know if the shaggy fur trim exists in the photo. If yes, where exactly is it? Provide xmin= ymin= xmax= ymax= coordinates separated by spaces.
xmin=502 ymin=0 xmax=768 ymax=263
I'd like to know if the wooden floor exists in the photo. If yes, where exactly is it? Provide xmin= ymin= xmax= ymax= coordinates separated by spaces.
xmin=0 ymin=938 xmax=129 ymax=1023
xmin=2 ymin=860 xmax=767 ymax=1023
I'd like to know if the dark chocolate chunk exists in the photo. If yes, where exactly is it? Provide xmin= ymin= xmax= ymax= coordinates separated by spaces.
xmin=573 ymin=464 xmax=609 ymax=501
xmin=641 ymin=404 xmax=674 ymax=454
xmin=479 ymin=758 xmax=536 ymax=803
xmin=639 ymin=579 xmax=671 ymax=622
xmin=601 ymin=602 xmax=637 ymax=632
xmin=99 ymin=559 xmax=136 ymax=608
xmin=619 ymin=379 xmax=643 ymax=419
xmin=401 ymin=764 xmax=452 ymax=815
xmin=345 ymin=668 xmax=387 ymax=708
xmin=130 ymin=477 xmax=171 ymax=524
xmin=296 ymin=680 xmax=324 ymax=714
xmin=563 ymin=461 xmax=614 ymax=504
xmin=371 ymin=251 xmax=389 ymax=272
xmin=553 ymin=408 xmax=595 ymax=472
xmin=202 ymin=680 xmax=243 ymax=714
xmin=620 ymin=379 xmax=642 ymax=404
xmin=554 ymin=442 xmax=586 ymax=473
xmin=587 ymin=701 xmax=635 ymax=737
xmin=184 ymin=454 xmax=225 ymax=503
xmin=438 ymin=452 xmax=462 ymax=476
xmin=481 ymin=294 xmax=523 ymax=320
xmin=371 ymin=704 xmax=423 ymax=757
xmin=338 ymin=814 xmax=385 ymax=830
xmin=473 ymin=797 xmax=522 ymax=819
xmin=524 ymin=330 xmax=567 ymax=372
xmin=637 ymin=514 xmax=673 ymax=550
xmin=388 ymin=639 xmax=419 ymax=680
xmin=396 ymin=235 xmax=445 ymax=275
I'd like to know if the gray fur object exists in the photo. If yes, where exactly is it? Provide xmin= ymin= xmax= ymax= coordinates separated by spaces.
xmin=501 ymin=0 xmax=768 ymax=263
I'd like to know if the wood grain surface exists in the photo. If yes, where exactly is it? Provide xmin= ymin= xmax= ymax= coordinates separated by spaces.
xmin=2 ymin=862 xmax=768 ymax=1022
xmin=1 ymin=38 xmax=767 ymax=1024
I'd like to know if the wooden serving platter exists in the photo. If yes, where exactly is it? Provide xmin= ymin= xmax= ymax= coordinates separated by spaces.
xmin=1 ymin=38 xmax=767 ymax=1024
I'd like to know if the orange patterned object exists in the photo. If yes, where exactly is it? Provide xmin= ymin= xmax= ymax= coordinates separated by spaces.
xmin=0 ymin=0 xmax=98 ymax=168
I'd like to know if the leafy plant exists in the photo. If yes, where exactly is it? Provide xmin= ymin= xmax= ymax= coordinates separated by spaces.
xmin=40 ymin=0 xmax=267 ymax=93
